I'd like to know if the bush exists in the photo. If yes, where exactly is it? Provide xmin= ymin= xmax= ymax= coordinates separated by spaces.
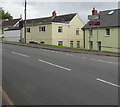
xmin=29 ymin=41 xmax=37 ymax=44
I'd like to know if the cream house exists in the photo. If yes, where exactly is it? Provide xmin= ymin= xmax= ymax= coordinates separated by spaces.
xmin=22 ymin=11 xmax=84 ymax=48
xmin=82 ymin=8 xmax=120 ymax=52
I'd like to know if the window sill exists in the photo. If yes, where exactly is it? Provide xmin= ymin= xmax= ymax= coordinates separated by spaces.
xmin=105 ymin=35 xmax=110 ymax=37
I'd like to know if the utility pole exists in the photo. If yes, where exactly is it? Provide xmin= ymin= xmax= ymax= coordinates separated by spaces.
xmin=24 ymin=0 xmax=27 ymax=43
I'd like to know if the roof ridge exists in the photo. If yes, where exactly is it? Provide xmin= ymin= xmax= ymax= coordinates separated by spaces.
xmin=56 ymin=13 xmax=77 ymax=17
xmin=99 ymin=8 xmax=119 ymax=13
xmin=26 ymin=13 xmax=77 ymax=21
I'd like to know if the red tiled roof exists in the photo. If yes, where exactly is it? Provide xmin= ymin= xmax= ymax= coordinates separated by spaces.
xmin=2 ymin=18 xmax=21 ymax=27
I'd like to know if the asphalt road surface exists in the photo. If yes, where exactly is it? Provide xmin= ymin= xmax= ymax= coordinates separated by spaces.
xmin=2 ymin=44 xmax=119 ymax=105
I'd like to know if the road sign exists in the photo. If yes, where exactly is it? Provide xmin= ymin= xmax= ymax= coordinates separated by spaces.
xmin=89 ymin=21 xmax=100 ymax=26
xmin=88 ymin=15 xmax=100 ymax=21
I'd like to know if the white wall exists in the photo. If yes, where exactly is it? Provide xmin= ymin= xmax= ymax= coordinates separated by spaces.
xmin=4 ymin=30 xmax=21 ymax=42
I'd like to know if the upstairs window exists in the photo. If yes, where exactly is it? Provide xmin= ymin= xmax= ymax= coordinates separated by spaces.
xmin=108 ymin=11 xmax=114 ymax=15
xmin=58 ymin=26 xmax=63 ymax=33
xmin=27 ymin=28 xmax=30 ymax=33
xmin=76 ymin=28 xmax=80 ymax=35
xmin=39 ymin=26 xmax=45 ymax=32
xmin=106 ymin=29 xmax=110 ymax=36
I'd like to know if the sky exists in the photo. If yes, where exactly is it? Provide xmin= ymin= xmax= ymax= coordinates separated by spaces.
xmin=0 ymin=1 xmax=119 ymax=23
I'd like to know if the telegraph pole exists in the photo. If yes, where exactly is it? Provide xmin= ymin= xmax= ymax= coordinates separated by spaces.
xmin=24 ymin=0 xmax=27 ymax=43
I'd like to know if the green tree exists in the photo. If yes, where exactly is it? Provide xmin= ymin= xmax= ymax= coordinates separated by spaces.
xmin=0 ymin=10 xmax=13 ymax=20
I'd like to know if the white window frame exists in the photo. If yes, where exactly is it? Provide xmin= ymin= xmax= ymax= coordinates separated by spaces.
xmin=70 ymin=41 xmax=74 ymax=47
xmin=105 ymin=29 xmax=110 ymax=36
xmin=76 ymin=28 xmax=80 ymax=35
xmin=58 ymin=26 xmax=63 ymax=33
xmin=77 ymin=41 xmax=80 ymax=48
xmin=39 ymin=26 xmax=45 ymax=32
xmin=58 ymin=41 xmax=63 ymax=46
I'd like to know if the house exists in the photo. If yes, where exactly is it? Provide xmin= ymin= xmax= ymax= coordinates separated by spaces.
xmin=22 ymin=11 xmax=84 ymax=48
xmin=1 ymin=18 xmax=23 ymax=42
xmin=82 ymin=8 xmax=120 ymax=52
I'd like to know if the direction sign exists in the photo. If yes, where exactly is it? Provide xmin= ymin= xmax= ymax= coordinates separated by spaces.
xmin=88 ymin=15 xmax=100 ymax=21
xmin=89 ymin=21 xmax=100 ymax=26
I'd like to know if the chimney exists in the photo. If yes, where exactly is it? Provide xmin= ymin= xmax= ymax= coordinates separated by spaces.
xmin=52 ymin=11 xmax=56 ymax=17
xmin=92 ymin=8 xmax=98 ymax=15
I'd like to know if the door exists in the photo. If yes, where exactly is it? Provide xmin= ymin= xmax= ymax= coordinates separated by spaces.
xmin=77 ymin=41 xmax=80 ymax=48
xmin=98 ymin=41 xmax=101 ymax=51
xmin=70 ymin=41 xmax=73 ymax=47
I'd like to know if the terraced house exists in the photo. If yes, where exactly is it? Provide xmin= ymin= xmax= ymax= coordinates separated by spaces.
xmin=23 ymin=11 xmax=84 ymax=48
xmin=82 ymin=8 xmax=120 ymax=52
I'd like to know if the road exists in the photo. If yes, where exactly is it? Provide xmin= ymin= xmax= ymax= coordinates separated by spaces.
xmin=2 ymin=44 xmax=119 ymax=105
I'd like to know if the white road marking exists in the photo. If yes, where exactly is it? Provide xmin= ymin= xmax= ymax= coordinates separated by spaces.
xmin=97 ymin=59 xmax=117 ymax=64
xmin=66 ymin=54 xmax=70 ymax=55
xmin=97 ymin=60 xmax=105 ymax=62
xmin=90 ymin=58 xmax=96 ymax=61
xmin=70 ymin=55 xmax=73 ymax=56
xmin=11 ymin=52 xmax=29 ymax=58
xmin=82 ymin=57 xmax=87 ymax=59
xmin=51 ymin=51 xmax=55 ymax=52
xmin=38 ymin=59 xmax=71 ymax=71
xmin=96 ymin=78 xmax=120 ymax=88
xmin=11 ymin=52 xmax=17 ymax=54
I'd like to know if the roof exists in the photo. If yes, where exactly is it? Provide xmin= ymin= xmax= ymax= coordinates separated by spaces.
xmin=82 ymin=9 xmax=120 ymax=29
xmin=26 ymin=13 xmax=77 ymax=26
xmin=2 ymin=18 xmax=21 ymax=27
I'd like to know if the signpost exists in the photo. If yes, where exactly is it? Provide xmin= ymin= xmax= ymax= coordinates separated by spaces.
xmin=88 ymin=14 xmax=100 ymax=51
xmin=24 ymin=0 xmax=27 ymax=43
xmin=88 ymin=15 xmax=100 ymax=21
xmin=88 ymin=21 xmax=100 ymax=26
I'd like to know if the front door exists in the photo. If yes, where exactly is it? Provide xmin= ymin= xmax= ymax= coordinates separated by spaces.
xmin=77 ymin=41 xmax=80 ymax=48
xmin=98 ymin=41 xmax=101 ymax=51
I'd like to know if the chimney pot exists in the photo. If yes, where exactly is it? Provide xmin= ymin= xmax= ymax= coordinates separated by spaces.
xmin=92 ymin=8 xmax=98 ymax=15
xmin=52 ymin=11 xmax=56 ymax=17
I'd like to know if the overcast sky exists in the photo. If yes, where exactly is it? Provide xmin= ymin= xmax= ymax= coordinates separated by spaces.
xmin=0 ymin=1 xmax=119 ymax=23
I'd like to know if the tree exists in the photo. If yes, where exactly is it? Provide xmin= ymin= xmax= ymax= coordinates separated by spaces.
xmin=0 ymin=10 xmax=13 ymax=20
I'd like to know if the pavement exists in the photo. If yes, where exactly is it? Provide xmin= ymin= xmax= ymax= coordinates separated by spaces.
xmin=3 ymin=42 xmax=119 ymax=57
xmin=2 ymin=44 xmax=119 ymax=106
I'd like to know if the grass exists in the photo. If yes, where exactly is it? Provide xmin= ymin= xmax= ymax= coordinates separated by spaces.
xmin=3 ymin=41 xmax=119 ymax=54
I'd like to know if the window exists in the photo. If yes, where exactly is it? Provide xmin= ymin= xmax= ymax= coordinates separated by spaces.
xmin=27 ymin=28 xmax=30 ymax=33
xmin=58 ymin=26 xmax=63 ymax=33
xmin=39 ymin=26 xmax=45 ymax=32
xmin=77 ymin=41 xmax=80 ymax=48
xmin=108 ymin=11 xmax=114 ymax=15
xmin=90 ymin=29 xmax=93 ymax=36
xmin=58 ymin=41 xmax=63 ymax=46
xmin=106 ymin=29 xmax=110 ymax=35
xmin=70 ymin=41 xmax=73 ymax=47
xmin=40 ymin=41 xmax=45 ymax=44
xmin=76 ymin=28 xmax=80 ymax=35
